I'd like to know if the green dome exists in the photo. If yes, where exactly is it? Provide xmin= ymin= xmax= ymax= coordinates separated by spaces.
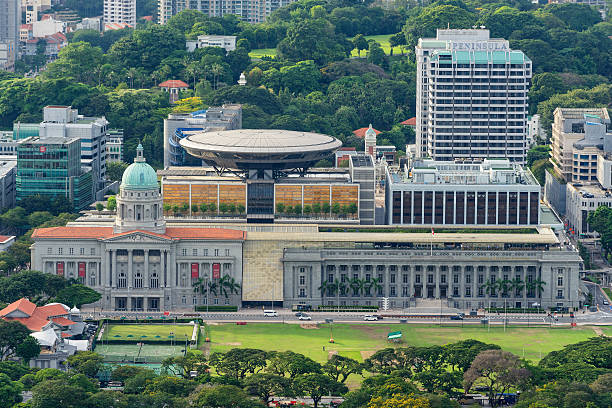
xmin=121 ymin=144 xmax=158 ymax=190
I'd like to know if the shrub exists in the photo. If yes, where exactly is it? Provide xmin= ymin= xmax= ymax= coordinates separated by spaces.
xmin=208 ymin=203 xmax=217 ymax=213
xmin=276 ymin=203 xmax=285 ymax=213
xmin=181 ymin=202 xmax=189 ymax=212
xmin=219 ymin=203 xmax=228 ymax=213
xmin=312 ymin=202 xmax=321 ymax=213
xmin=331 ymin=202 xmax=341 ymax=214
xmin=192 ymin=205 xmax=199 ymax=214
xmin=228 ymin=203 xmax=236 ymax=213
xmin=303 ymin=205 xmax=312 ymax=214
xmin=348 ymin=203 xmax=358 ymax=214
xmin=237 ymin=204 xmax=245 ymax=213
xmin=294 ymin=204 xmax=302 ymax=214
xmin=322 ymin=202 xmax=331 ymax=213
xmin=95 ymin=203 xmax=103 ymax=211
xmin=163 ymin=203 xmax=171 ymax=213
xmin=200 ymin=203 xmax=208 ymax=213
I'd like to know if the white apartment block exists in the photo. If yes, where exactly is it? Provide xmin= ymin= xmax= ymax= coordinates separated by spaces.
xmin=415 ymin=29 xmax=531 ymax=164
xmin=38 ymin=106 xmax=108 ymax=196
xmin=158 ymin=0 xmax=296 ymax=25
xmin=186 ymin=35 xmax=236 ymax=52
xmin=104 ymin=0 xmax=136 ymax=29
xmin=106 ymin=129 xmax=123 ymax=163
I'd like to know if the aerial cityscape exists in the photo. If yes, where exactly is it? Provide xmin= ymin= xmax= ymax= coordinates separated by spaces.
xmin=0 ymin=0 xmax=611 ymax=407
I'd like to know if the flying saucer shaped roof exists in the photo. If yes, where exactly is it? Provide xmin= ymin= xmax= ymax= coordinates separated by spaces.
xmin=179 ymin=129 xmax=342 ymax=171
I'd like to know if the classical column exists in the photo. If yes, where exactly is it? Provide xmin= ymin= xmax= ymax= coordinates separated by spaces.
xmin=128 ymin=249 xmax=133 ymax=289
xmin=111 ymin=250 xmax=117 ymax=288
xmin=144 ymin=249 xmax=149 ymax=289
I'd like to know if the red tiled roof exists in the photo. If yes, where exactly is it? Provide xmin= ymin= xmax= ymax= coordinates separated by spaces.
xmin=31 ymin=226 xmax=114 ymax=239
xmin=159 ymin=80 xmax=189 ymax=88
xmin=21 ymin=24 xmax=32 ymax=30
xmin=51 ymin=317 xmax=76 ymax=326
xmin=36 ymin=304 xmax=69 ymax=318
xmin=165 ymin=227 xmax=245 ymax=240
xmin=6 ymin=316 xmax=49 ymax=331
xmin=141 ymin=16 xmax=153 ymax=21
xmin=32 ymin=226 xmax=245 ymax=241
xmin=61 ymin=332 xmax=72 ymax=338
xmin=338 ymin=147 xmax=356 ymax=151
xmin=0 ymin=236 xmax=14 ymax=243
xmin=0 ymin=298 xmax=37 ymax=317
xmin=400 ymin=117 xmax=416 ymax=126
xmin=352 ymin=127 xmax=381 ymax=138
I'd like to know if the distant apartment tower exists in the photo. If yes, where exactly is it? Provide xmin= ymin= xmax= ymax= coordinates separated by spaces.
xmin=385 ymin=158 xmax=540 ymax=226
xmin=158 ymin=0 xmax=297 ymax=25
xmin=415 ymin=29 xmax=532 ymax=163
xmin=104 ymin=0 xmax=136 ymax=29
xmin=38 ymin=106 xmax=108 ymax=197
xmin=16 ymin=137 xmax=93 ymax=210
xmin=106 ymin=129 xmax=124 ymax=163
xmin=0 ymin=0 xmax=20 ymax=70
xmin=163 ymin=105 xmax=242 ymax=167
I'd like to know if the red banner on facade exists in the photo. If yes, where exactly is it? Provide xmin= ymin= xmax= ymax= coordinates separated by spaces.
xmin=39 ymin=146 xmax=46 ymax=153
xmin=56 ymin=261 xmax=64 ymax=276
xmin=78 ymin=262 xmax=86 ymax=278
xmin=191 ymin=263 xmax=199 ymax=278
xmin=212 ymin=263 xmax=221 ymax=279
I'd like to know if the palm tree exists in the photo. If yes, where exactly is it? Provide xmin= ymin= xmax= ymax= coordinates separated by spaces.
xmin=192 ymin=277 xmax=206 ymax=295
xmin=207 ymin=280 xmax=218 ymax=297
xmin=498 ymin=279 xmax=512 ymax=297
xmin=510 ymin=277 xmax=524 ymax=297
xmin=481 ymin=280 xmax=496 ymax=297
xmin=211 ymin=63 xmax=223 ymax=89
xmin=533 ymin=278 xmax=546 ymax=297
xmin=218 ymin=274 xmax=241 ymax=298
xmin=318 ymin=281 xmax=330 ymax=299
xmin=327 ymin=279 xmax=340 ymax=297
xmin=368 ymin=277 xmax=383 ymax=297
xmin=338 ymin=280 xmax=348 ymax=297
xmin=349 ymin=277 xmax=361 ymax=297
xmin=127 ymin=67 xmax=138 ymax=89
xmin=186 ymin=62 xmax=201 ymax=89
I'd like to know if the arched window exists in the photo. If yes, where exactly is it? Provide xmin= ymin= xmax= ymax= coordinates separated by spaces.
xmin=150 ymin=272 xmax=159 ymax=289
xmin=118 ymin=273 xmax=127 ymax=288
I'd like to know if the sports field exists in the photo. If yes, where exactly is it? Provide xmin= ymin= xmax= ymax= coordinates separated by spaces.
xmin=248 ymin=34 xmax=403 ymax=60
xmin=103 ymin=324 xmax=195 ymax=342
xmin=209 ymin=323 xmax=599 ymax=363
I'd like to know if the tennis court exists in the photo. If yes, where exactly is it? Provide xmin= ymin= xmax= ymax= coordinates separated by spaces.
xmin=102 ymin=324 xmax=195 ymax=342
xmin=95 ymin=343 xmax=187 ymax=363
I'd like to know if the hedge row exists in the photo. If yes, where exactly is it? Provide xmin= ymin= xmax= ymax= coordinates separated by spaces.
xmin=485 ymin=307 xmax=546 ymax=314
xmin=195 ymin=306 xmax=238 ymax=312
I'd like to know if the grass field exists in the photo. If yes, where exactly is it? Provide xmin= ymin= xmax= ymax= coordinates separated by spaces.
xmin=103 ymin=324 xmax=195 ymax=342
xmin=248 ymin=34 xmax=404 ymax=60
xmin=96 ymin=343 xmax=186 ymax=360
xmin=209 ymin=323 xmax=599 ymax=363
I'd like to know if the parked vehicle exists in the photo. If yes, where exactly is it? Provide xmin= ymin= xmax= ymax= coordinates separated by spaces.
xmin=298 ymin=314 xmax=312 ymax=321
xmin=263 ymin=310 xmax=278 ymax=317
xmin=450 ymin=313 xmax=464 ymax=320
xmin=363 ymin=315 xmax=377 ymax=321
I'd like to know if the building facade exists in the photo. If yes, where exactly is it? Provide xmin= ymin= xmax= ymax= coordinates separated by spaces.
xmin=104 ymin=0 xmax=136 ymax=29
xmin=106 ymin=129 xmax=123 ymax=163
xmin=16 ymin=136 xmax=93 ymax=210
xmin=386 ymin=159 xmax=540 ymax=226
xmin=38 ymin=106 xmax=108 ymax=196
xmin=186 ymin=35 xmax=236 ymax=52
xmin=164 ymin=105 xmax=242 ymax=167
xmin=158 ymin=0 xmax=297 ymax=24
xmin=415 ymin=29 xmax=531 ymax=163
xmin=282 ymin=243 xmax=581 ymax=310
xmin=31 ymin=146 xmax=245 ymax=311
xmin=0 ymin=0 xmax=20 ymax=70
xmin=0 ymin=159 xmax=16 ymax=209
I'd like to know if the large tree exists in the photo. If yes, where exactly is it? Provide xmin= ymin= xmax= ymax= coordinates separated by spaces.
xmin=277 ymin=19 xmax=348 ymax=66
xmin=56 ymin=284 xmax=102 ymax=308
xmin=323 ymin=355 xmax=362 ymax=383
xmin=464 ymin=350 xmax=531 ymax=408
xmin=0 ymin=320 xmax=31 ymax=361
xmin=243 ymin=373 xmax=291 ymax=405
xmin=294 ymin=373 xmax=348 ymax=408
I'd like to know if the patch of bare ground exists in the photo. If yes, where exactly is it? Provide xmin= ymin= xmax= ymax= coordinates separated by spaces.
xmin=300 ymin=323 xmax=320 ymax=329
xmin=360 ymin=350 xmax=376 ymax=360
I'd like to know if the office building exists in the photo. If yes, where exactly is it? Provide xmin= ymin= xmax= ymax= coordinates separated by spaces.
xmin=31 ymin=145 xmax=245 ymax=311
xmin=164 ymin=105 xmax=242 ymax=167
xmin=106 ymin=129 xmax=123 ymax=163
xmin=0 ymin=0 xmax=20 ymax=70
xmin=550 ymin=108 xmax=611 ymax=184
xmin=415 ymin=29 xmax=531 ymax=163
xmin=16 ymin=137 xmax=93 ymax=210
xmin=38 ymin=106 xmax=108 ymax=197
xmin=0 ymin=160 xmax=16 ymax=209
xmin=385 ymin=158 xmax=540 ymax=226
xmin=348 ymin=155 xmax=375 ymax=225
xmin=158 ymin=0 xmax=297 ymax=25
xmin=104 ymin=0 xmax=136 ymax=29
xmin=186 ymin=35 xmax=236 ymax=52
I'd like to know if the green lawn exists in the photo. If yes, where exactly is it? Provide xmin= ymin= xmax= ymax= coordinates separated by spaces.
xmin=248 ymin=48 xmax=277 ymax=59
xmin=104 ymin=324 xmax=195 ymax=342
xmin=248 ymin=34 xmax=405 ymax=60
xmin=209 ymin=323 xmax=599 ymax=363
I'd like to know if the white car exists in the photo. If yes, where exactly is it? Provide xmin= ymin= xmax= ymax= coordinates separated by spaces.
xmin=298 ymin=314 xmax=312 ymax=321
xmin=363 ymin=315 xmax=377 ymax=321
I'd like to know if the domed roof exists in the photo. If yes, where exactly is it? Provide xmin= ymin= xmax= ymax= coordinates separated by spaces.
xmin=121 ymin=144 xmax=158 ymax=190
xmin=365 ymin=124 xmax=376 ymax=140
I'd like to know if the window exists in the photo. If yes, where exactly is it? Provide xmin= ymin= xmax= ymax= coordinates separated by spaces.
xmin=557 ymin=289 xmax=563 ymax=298
xmin=365 ymin=274 xmax=371 ymax=282
xmin=214 ymin=249 xmax=219 ymax=256
xmin=440 ymin=274 xmax=446 ymax=284
xmin=299 ymin=275 xmax=305 ymax=285
xmin=150 ymin=273 xmax=159 ymax=289
xmin=182 ymin=296 xmax=186 ymax=304
xmin=214 ymin=298 xmax=219 ymax=305
xmin=415 ymin=274 xmax=421 ymax=284
xmin=118 ymin=273 xmax=126 ymax=288
xmin=427 ymin=274 xmax=434 ymax=284
xmin=465 ymin=287 xmax=471 ymax=297
xmin=390 ymin=286 xmax=396 ymax=296
xmin=79 ymin=248 xmax=84 ymax=255
xmin=47 ymin=247 xmax=52 ymax=254
xmin=193 ymin=249 xmax=197 ymax=256
xmin=390 ymin=274 xmax=396 ymax=284
xmin=203 ymin=249 xmax=208 ymax=256
xmin=134 ymin=273 xmax=143 ymax=288
xmin=466 ymin=275 xmax=471 ymax=284
xmin=58 ymin=248 xmax=63 ymax=255
xmin=378 ymin=273 xmax=383 ymax=283
xmin=403 ymin=274 xmax=408 ymax=284
xmin=299 ymin=288 xmax=306 ymax=297
xmin=557 ymin=276 xmax=563 ymax=286
xmin=341 ymin=274 xmax=347 ymax=283
xmin=328 ymin=274 xmax=334 ymax=283
xmin=225 ymin=249 xmax=230 ymax=256
xmin=90 ymin=248 xmax=95 ymax=255
xmin=182 ymin=249 xmax=187 ymax=256
xmin=299 ymin=267 xmax=305 ymax=273
xmin=453 ymin=287 xmax=459 ymax=297
xmin=69 ymin=248 xmax=74 ymax=255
